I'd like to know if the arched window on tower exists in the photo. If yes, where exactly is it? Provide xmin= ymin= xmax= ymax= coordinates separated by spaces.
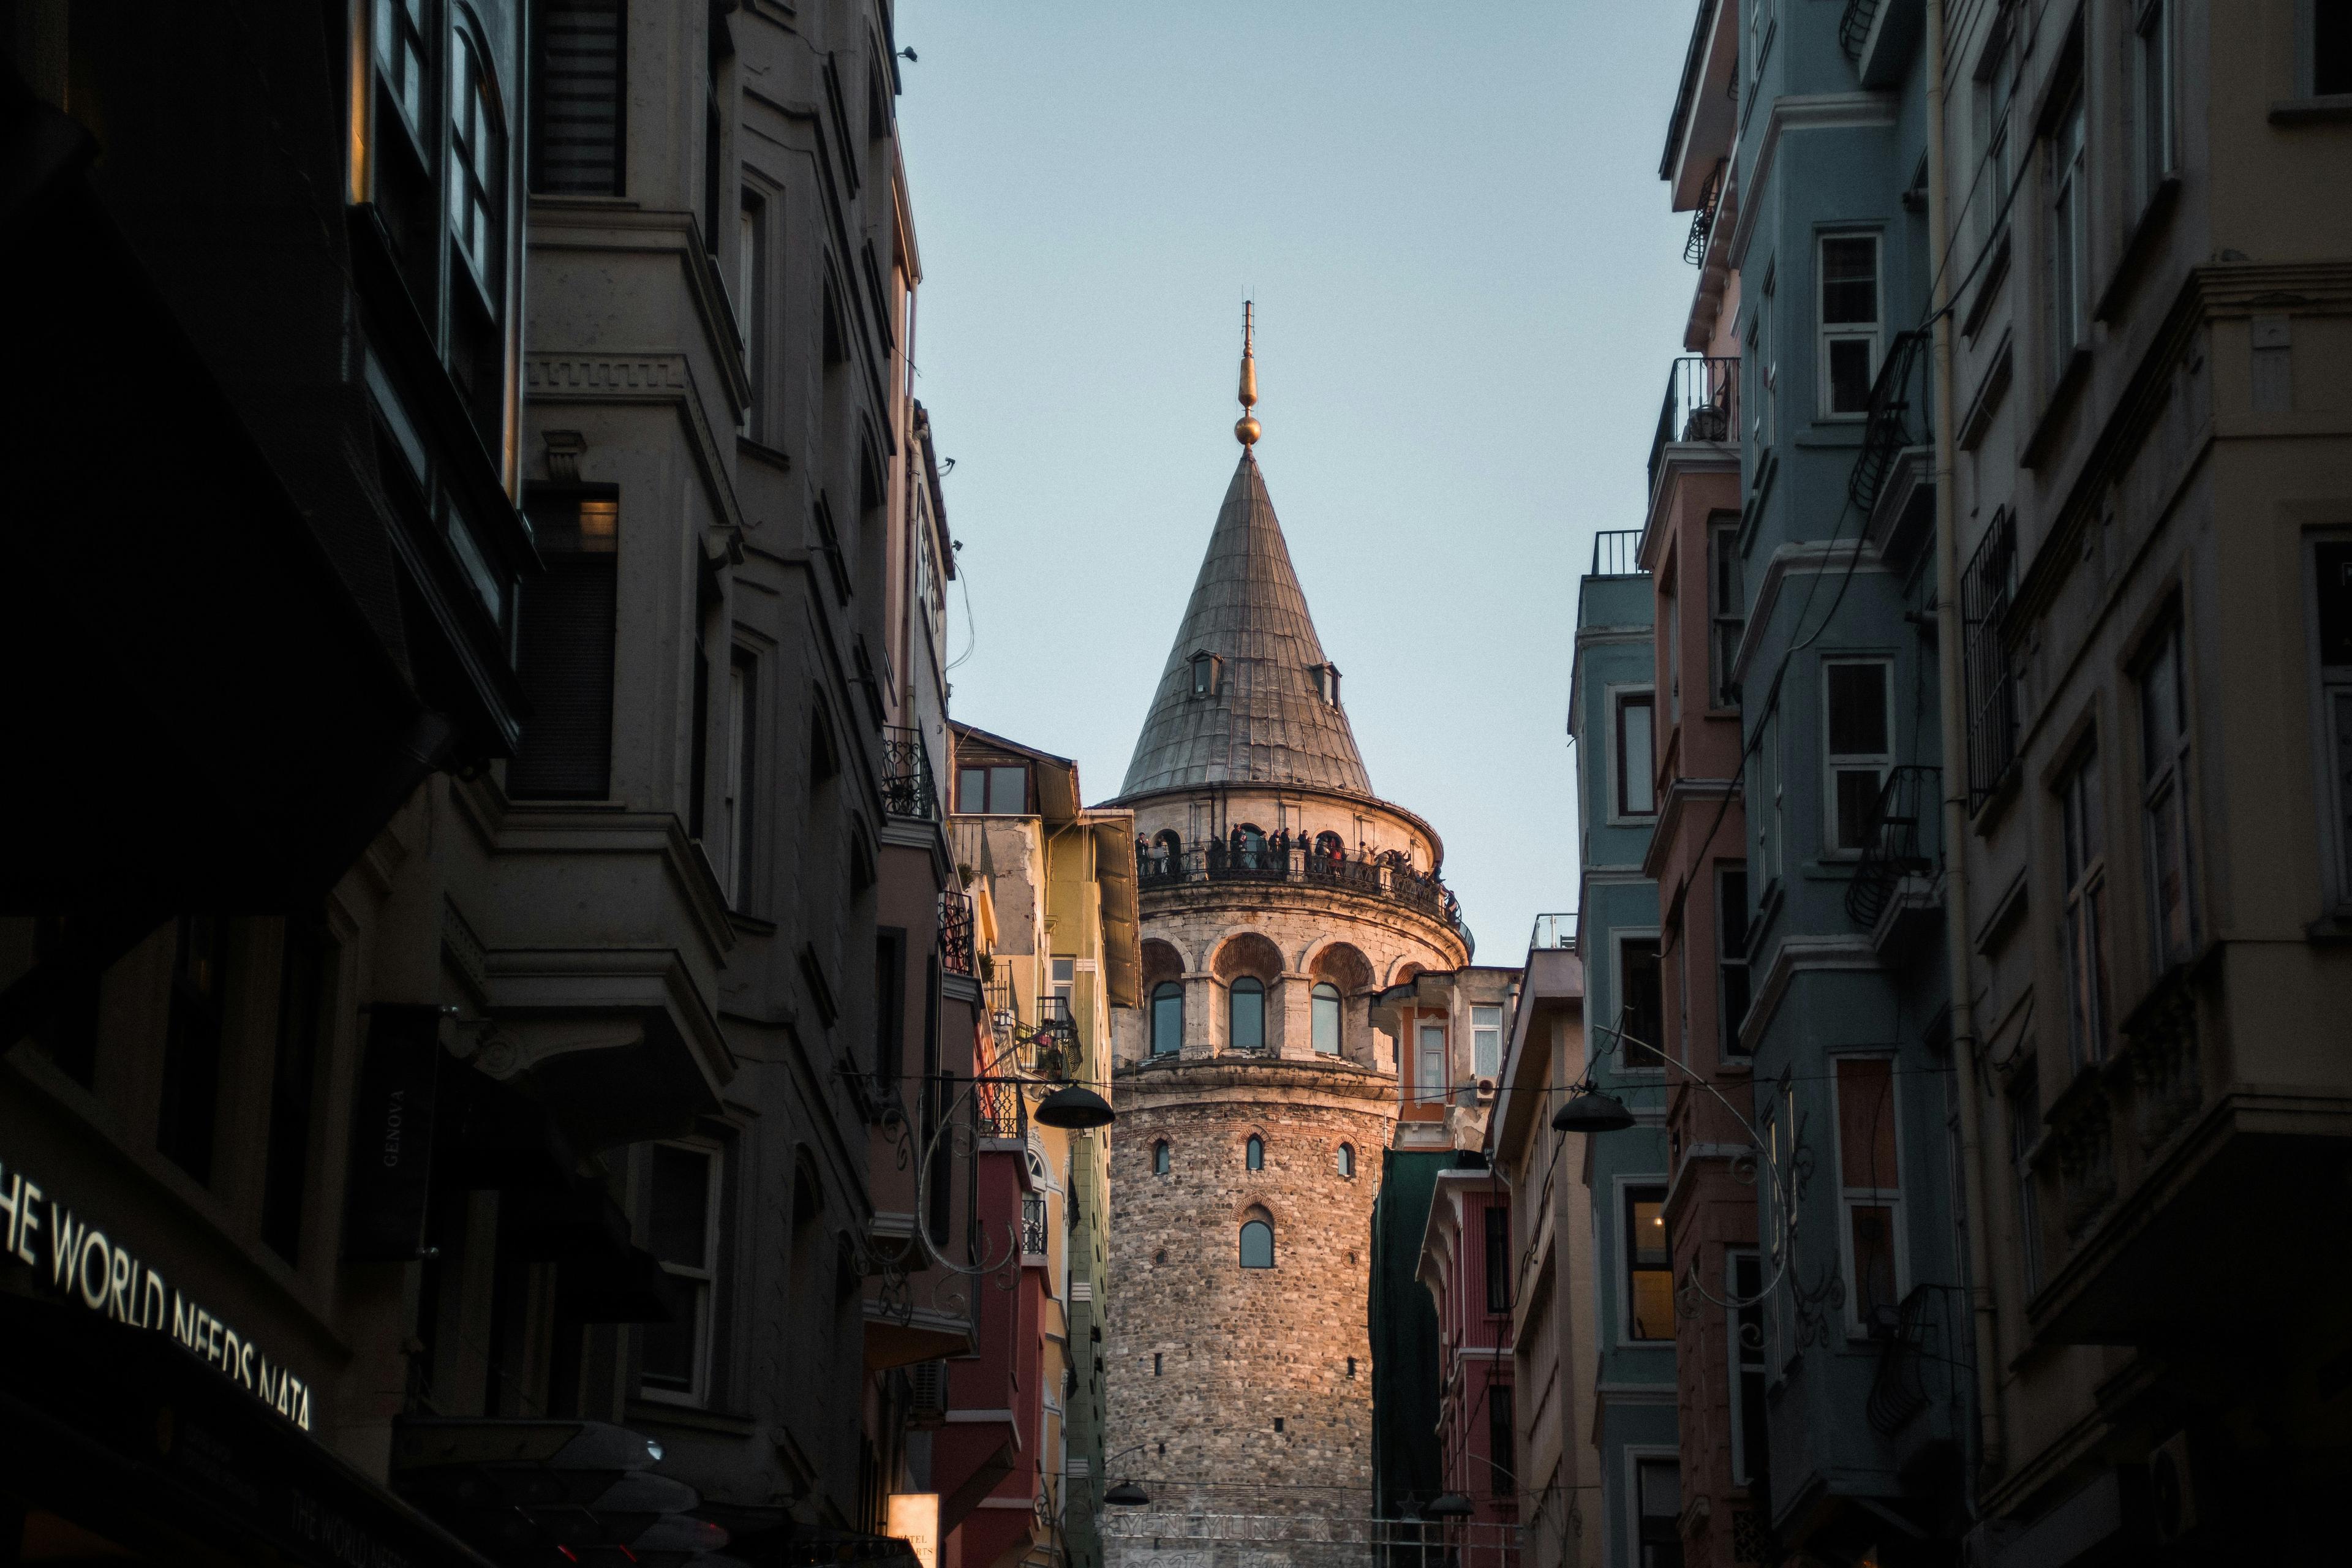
xmin=1229 ymin=977 xmax=1265 ymax=1052
xmin=1246 ymin=1134 xmax=1265 ymax=1170
xmin=1338 ymin=1142 xmax=1356 ymax=1178
xmin=1153 ymin=1139 xmax=1170 ymax=1177
xmin=1151 ymin=829 xmax=1183 ymax=875
xmin=1312 ymin=982 xmax=1341 ymax=1055
xmin=1239 ymin=1208 xmax=1275 ymax=1269
xmin=1152 ymin=982 xmax=1183 ymax=1057
xmin=1313 ymin=831 xmax=1344 ymax=864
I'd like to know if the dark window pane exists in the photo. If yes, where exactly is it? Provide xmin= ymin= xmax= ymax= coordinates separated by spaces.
xmin=1821 ymin=238 xmax=1878 ymax=323
xmin=958 ymin=767 xmax=987 ymax=812
xmin=1828 ymin=336 xmax=1875 ymax=413
xmin=1239 ymin=1219 xmax=1274 ymax=1268
xmin=1152 ymin=983 xmax=1183 ymax=1055
xmin=29 ymin=918 xmax=99 ymax=1088
xmin=158 ymin=918 xmax=228 ymax=1185
xmin=262 ymin=919 xmax=331 ymax=1263
xmin=648 ymin=1145 xmax=711 ymax=1267
xmin=1851 ymin=1204 xmax=1899 ymax=1322
xmin=533 ymin=0 xmax=627 ymax=196
xmin=987 ymin=766 xmax=1026 ymax=815
xmin=2320 ymin=4 xmax=2352 ymax=96
xmin=1836 ymin=1058 xmax=1898 ymax=1188
xmin=511 ymin=495 xmax=619 ymax=799
xmin=1836 ymin=767 xmax=1885 ymax=848
xmin=1620 ymin=940 xmax=1664 ymax=1058
xmin=1719 ymin=868 xmax=1750 ymax=952
xmin=1826 ymin=662 xmax=1888 ymax=753
xmin=1230 ymin=979 xmax=1264 ymax=1051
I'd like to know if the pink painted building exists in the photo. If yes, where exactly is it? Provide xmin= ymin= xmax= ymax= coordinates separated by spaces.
xmin=1417 ymin=1163 xmax=1519 ymax=1555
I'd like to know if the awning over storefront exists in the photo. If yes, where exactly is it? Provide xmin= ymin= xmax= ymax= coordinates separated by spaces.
xmin=0 ymin=1292 xmax=502 ymax=1567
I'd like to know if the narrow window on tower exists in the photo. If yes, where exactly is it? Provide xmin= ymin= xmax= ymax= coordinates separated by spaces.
xmin=1153 ymin=1352 xmax=1163 ymax=1377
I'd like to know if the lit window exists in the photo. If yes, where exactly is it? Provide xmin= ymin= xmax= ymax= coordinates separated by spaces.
xmin=2060 ymin=739 xmax=2111 ymax=1070
xmin=1239 ymin=1213 xmax=1275 ymax=1269
xmin=641 ymin=1141 xmax=721 ymax=1403
xmin=1615 ymin=690 xmax=1657 ymax=817
xmin=1229 ymin=978 xmax=1265 ymax=1052
xmin=1472 ymin=1005 xmax=1503 ymax=1079
xmin=1245 ymin=1135 xmax=1264 ymax=1172
xmin=1312 ymin=982 xmax=1341 ymax=1055
xmin=1818 ymin=234 xmax=1881 ymax=417
xmin=2138 ymin=617 xmax=2196 ymax=970
xmin=1834 ymin=1058 xmax=1903 ymax=1333
xmin=1823 ymin=658 xmax=1893 ymax=853
xmin=1626 ymin=1186 xmax=1672 ymax=1341
xmin=1151 ymin=982 xmax=1183 ymax=1057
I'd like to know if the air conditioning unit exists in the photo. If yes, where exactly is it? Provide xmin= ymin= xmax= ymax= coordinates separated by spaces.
xmin=907 ymin=1360 xmax=949 ymax=1428
xmin=1477 ymin=1077 xmax=1497 ymax=1099
xmin=2150 ymin=1430 xmax=2198 ymax=1544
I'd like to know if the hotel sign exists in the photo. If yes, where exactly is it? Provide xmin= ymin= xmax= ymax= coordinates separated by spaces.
xmin=0 ymin=1150 xmax=314 ymax=1430
xmin=886 ymin=1494 xmax=938 ymax=1568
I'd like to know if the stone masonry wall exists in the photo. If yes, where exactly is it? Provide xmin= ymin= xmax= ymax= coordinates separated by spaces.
xmin=1104 ymin=1065 xmax=1396 ymax=1528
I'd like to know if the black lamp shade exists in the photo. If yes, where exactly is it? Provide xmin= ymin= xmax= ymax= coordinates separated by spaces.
xmin=1104 ymin=1481 xmax=1150 ymax=1506
xmin=1421 ymin=1492 xmax=1474 ymax=1520
xmin=1550 ymin=1090 xmax=1635 ymax=1134
xmin=1034 ymin=1084 xmax=1115 ymax=1129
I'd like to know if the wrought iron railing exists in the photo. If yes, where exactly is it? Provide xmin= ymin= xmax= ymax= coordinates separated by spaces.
xmin=880 ymin=725 xmax=937 ymax=819
xmin=1648 ymin=355 xmax=1741 ymax=498
xmin=1133 ymin=842 xmax=1473 ymax=955
xmin=938 ymin=890 xmax=976 ymax=976
xmin=1136 ymin=842 xmax=1186 ymax=889
xmin=1017 ymin=995 xmax=1077 ymax=1080
xmin=1849 ymin=328 xmax=1932 ymax=521
xmin=972 ymin=1076 xmax=1025 ymax=1140
xmin=1303 ymin=853 xmax=1385 ymax=896
xmin=1685 ymin=158 xmax=1724 ymax=266
xmin=1529 ymin=911 xmax=1578 ymax=951
xmin=1840 ymin=0 xmax=1883 ymax=59
xmin=1963 ymin=510 xmax=2019 ymax=810
xmin=1845 ymin=766 xmax=1942 ymax=929
xmin=1021 ymin=1193 xmax=1048 ymax=1258
xmin=1204 ymin=840 xmax=1287 ymax=880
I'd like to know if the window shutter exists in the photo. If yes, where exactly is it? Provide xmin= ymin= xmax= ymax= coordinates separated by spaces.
xmin=533 ymin=0 xmax=627 ymax=195
xmin=510 ymin=496 xmax=617 ymax=799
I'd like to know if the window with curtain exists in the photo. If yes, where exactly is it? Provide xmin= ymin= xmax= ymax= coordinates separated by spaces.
xmin=1151 ymin=982 xmax=1183 ymax=1056
xmin=1229 ymin=978 xmax=1265 ymax=1052
xmin=532 ymin=0 xmax=626 ymax=195
xmin=1311 ymin=982 xmax=1341 ymax=1055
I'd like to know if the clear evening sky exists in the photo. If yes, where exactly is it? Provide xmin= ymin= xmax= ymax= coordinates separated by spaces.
xmin=899 ymin=1 xmax=1699 ymax=961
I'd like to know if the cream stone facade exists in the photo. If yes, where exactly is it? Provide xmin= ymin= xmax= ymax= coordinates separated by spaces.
xmin=1101 ymin=415 xmax=1474 ymax=1559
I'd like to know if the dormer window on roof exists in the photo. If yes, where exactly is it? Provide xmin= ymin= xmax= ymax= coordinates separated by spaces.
xmin=1311 ymin=663 xmax=1342 ymax=709
xmin=1189 ymin=652 xmax=1223 ymax=698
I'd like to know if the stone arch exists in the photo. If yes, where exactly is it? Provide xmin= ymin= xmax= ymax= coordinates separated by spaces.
xmin=1305 ymin=939 xmax=1377 ymax=993
xmin=1210 ymin=930 xmax=1283 ymax=982
xmin=1140 ymin=938 xmax=1185 ymax=989
xmin=1238 ymin=1204 xmax=1277 ymax=1269
xmin=1387 ymin=957 xmax=1427 ymax=989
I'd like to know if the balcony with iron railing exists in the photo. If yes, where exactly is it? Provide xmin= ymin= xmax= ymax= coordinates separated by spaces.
xmin=1849 ymin=329 xmax=1935 ymax=569
xmin=1017 ymin=995 xmax=1077 ymax=1080
xmin=1134 ymin=842 xmax=1474 ymax=956
xmin=939 ymin=889 xmax=976 ymax=977
xmin=1021 ymin=1193 xmax=1049 ymax=1259
xmin=881 ymin=725 xmax=938 ymax=820
xmin=1844 ymin=765 xmax=1942 ymax=948
xmin=1647 ymin=355 xmax=1741 ymax=500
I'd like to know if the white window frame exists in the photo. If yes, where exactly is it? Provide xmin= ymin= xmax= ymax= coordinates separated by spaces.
xmin=1821 ymin=657 xmax=1895 ymax=856
xmin=1708 ymin=514 xmax=1744 ymax=709
xmin=1831 ymin=1054 xmax=1907 ymax=1338
xmin=1471 ymin=1005 xmax=1503 ymax=1080
xmin=1816 ymin=232 xmax=1883 ymax=421
xmin=1608 ymin=684 xmax=1659 ymax=821
xmin=1416 ymin=1021 xmax=1449 ymax=1103
xmin=638 ymin=1139 xmax=722 ymax=1406
xmin=2047 ymin=85 xmax=2089 ymax=382
xmin=1312 ymin=982 xmax=1343 ymax=1056
xmin=1622 ymin=1447 xmax=1683 ymax=1568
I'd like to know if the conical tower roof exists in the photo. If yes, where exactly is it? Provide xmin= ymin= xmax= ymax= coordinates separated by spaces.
xmin=1120 ymin=451 xmax=1373 ymax=797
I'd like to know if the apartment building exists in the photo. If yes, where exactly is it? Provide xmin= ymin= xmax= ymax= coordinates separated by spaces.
xmin=949 ymin=723 xmax=1137 ymax=1568
xmin=1937 ymin=1 xmax=2352 ymax=1561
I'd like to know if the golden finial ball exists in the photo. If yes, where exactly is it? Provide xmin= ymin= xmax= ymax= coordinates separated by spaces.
xmin=1235 ymin=416 xmax=1261 ymax=446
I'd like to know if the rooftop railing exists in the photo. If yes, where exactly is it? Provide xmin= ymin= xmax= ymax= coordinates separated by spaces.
xmin=1529 ymin=911 xmax=1578 ymax=951
xmin=1591 ymin=529 xmax=1648 ymax=578
xmin=1648 ymin=354 xmax=1742 ymax=499
xmin=1134 ymin=842 xmax=1474 ymax=956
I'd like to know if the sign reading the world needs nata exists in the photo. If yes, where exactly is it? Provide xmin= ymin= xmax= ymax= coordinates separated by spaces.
xmin=0 ymin=1151 xmax=314 ymax=1430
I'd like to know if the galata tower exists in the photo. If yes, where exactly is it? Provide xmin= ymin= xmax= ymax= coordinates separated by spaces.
xmin=1101 ymin=310 xmax=1471 ymax=1547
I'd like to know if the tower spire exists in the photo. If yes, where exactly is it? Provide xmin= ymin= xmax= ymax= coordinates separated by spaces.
xmin=1235 ymin=300 xmax=1261 ymax=448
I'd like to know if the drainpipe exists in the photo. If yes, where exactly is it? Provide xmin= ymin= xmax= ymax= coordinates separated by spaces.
xmin=1924 ymin=0 xmax=2007 ymax=1493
